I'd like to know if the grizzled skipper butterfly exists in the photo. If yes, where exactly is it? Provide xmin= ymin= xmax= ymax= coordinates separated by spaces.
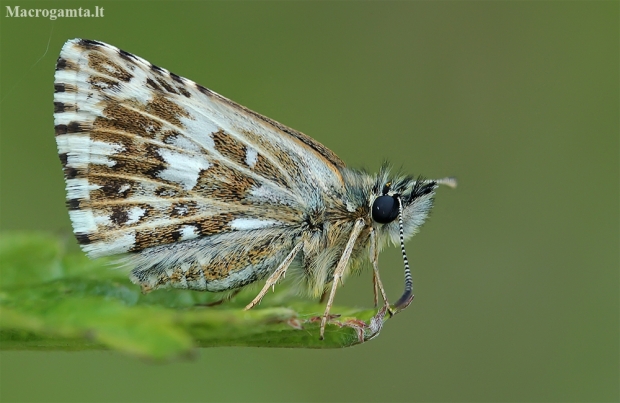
xmin=54 ymin=39 xmax=455 ymax=339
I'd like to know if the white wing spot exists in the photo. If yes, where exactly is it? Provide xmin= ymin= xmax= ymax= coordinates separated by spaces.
xmin=174 ymin=205 xmax=188 ymax=216
xmin=100 ymin=62 xmax=119 ymax=75
xmin=57 ymin=136 xmax=124 ymax=168
xmin=66 ymin=178 xmax=102 ymax=200
xmin=245 ymin=147 xmax=258 ymax=168
xmin=145 ymin=124 xmax=158 ymax=136
xmin=168 ymin=134 xmax=202 ymax=152
xmin=157 ymin=149 xmax=210 ymax=190
xmin=179 ymin=225 xmax=199 ymax=241
xmin=179 ymin=114 xmax=217 ymax=151
xmin=126 ymin=207 xmax=146 ymax=225
xmin=249 ymin=185 xmax=296 ymax=206
xmin=69 ymin=209 xmax=96 ymax=234
xmin=94 ymin=214 xmax=112 ymax=226
xmin=230 ymin=218 xmax=281 ymax=231
xmin=84 ymin=233 xmax=136 ymax=258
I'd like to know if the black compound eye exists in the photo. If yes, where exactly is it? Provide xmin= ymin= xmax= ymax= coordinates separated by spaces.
xmin=372 ymin=195 xmax=399 ymax=224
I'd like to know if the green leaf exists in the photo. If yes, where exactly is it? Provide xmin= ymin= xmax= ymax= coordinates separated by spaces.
xmin=0 ymin=232 xmax=399 ymax=359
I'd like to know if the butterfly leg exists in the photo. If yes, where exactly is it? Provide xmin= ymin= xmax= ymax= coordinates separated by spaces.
xmin=372 ymin=271 xmax=379 ymax=307
xmin=320 ymin=218 xmax=366 ymax=339
xmin=244 ymin=242 xmax=304 ymax=310
xmin=370 ymin=230 xmax=393 ymax=314
xmin=372 ymin=260 xmax=394 ymax=316
xmin=370 ymin=230 xmax=388 ymax=306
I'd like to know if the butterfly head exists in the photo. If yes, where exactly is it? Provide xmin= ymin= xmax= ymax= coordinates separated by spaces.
xmin=371 ymin=176 xmax=447 ymax=241
xmin=370 ymin=174 xmax=456 ymax=309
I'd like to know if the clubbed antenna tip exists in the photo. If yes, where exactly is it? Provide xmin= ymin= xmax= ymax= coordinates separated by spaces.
xmin=436 ymin=177 xmax=457 ymax=189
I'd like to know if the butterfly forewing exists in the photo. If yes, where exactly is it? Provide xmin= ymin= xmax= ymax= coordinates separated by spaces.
xmin=54 ymin=39 xmax=345 ymax=259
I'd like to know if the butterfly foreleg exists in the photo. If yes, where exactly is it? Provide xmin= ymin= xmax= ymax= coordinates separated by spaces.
xmin=244 ymin=241 xmax=304 ymax=310
xmin=319 ymin=218 xmax=366 ymax=339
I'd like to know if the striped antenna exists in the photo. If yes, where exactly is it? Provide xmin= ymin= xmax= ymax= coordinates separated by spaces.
xmin=393 ymin=196 xmax=414 ymax=309
xmin=422 ymin=177 xmax=458 ymax=189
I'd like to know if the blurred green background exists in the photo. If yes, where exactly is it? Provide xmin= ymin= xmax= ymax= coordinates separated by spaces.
xmin=1 ymin=1 xmax=617 ymax=402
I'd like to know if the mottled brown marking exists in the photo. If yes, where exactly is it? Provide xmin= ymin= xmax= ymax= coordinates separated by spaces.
xmin=133 ymin=227 xmax=177 ymax=251
xmin=154 ymin=186 xmax=185 ymax=198
xmin=202 ymin=259 xmax=232 ymax=281
xmin=145 ymin=78 xmax=162 ymax=91
xmin=161 ymin=130 xmax=182 ymax=145
xmin=202 ymin=238 xmax=273 ymax=281
xmin=155 ymin=77 xmax=178 ymax=95
xmin=196 ymin=213 xmax=235 ymax=235
xmin=88 ymin=76 xmax=121 ymax=91
xmin=62 ymin=83 xmax=77 ymax=92
xmin=154 ymin=273 xmax=169 ymax=288
xmin=88 ymin=177 xmax=134 ymax=200
xmin=54 ymin=102 xmax=65 ymax=113
xmin=195 ymin=84 xmax=212 ymax=97
xmin=67 ymin=198 xmax=81 ymax=210
xmin=213 ymin=93 xmax=345 ymax=169
xmin=110 ymin=206 xmax=129 ymax=225
xmin=117 ymin=48 xmax=137 ymax=63
xmin=246 ymin=238 xmax=274 ymax=265
xmin=150 ymin=64 xmax=165 ymax=74
xmin=240 ymin=205 xmax=301 ymax=225
xmin=75 ymin=233 xmax=92 ymax=245
xmin=63 ymin=166 xmax=79 ymax=180
xmin=184 ymin=266 xmax=203 ymax=282
xmin=89 ymin=128 xmax=138 ymax=151
xmin=167 ymin=72 xmax=190 ymax=97
xmin=168 ymin=267 xmax=185 ymax=284
xmin=56 ymin=57 xmax=77 ymax=71
xmin=56 ymin=57 xmax=67 ymax=70
xmin=195 ymin=161 xmax=257 ymax=201
xmin=54 ymin=102 xmax=77 ymax=113
xmin=169 ymin=201 xmax=198 ymax=217
xmin=131 ymin=213 xmax=232 ymax=250
xmin=58 ymin=153 xmax=68 ymax=166
xmin=253 ymin=154 xmax=290 ymax=188
xmin=77 ymin=39 xmax=104 ymax=49
xmin=93 ymin=102 xmax=163 ymax=138
xmin=170 ymin=229 xmax=183 ymax=242
xmin=170 ymin=73 xmax=183 ymax=83
xmin=145 ymin=94 xmax=189 ymax=127
xmin=59 ymin=121 xmax=90 ymax=134
xmin=177 ymin=86 xmax=191 ymax=98
xmin=69 ymin=121 xmax=88 ymax=133
xmin=87 ymin=157 xmax=168 ymax=187
xmin=55 ymin=124 xmax=68 ymax=135
xmin=242 ymin=129 xmax=296 ymax=188
xmin=87 ymin=52 xmax=133 ymax=82
xmin=212 ymin=130 xmax=247 ymax=166
xmin=86 ymin=144 xmax=182 ymax=190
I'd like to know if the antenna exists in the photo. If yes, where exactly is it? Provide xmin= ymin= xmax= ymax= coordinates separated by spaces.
xmin=435 ymin=177 xmax=458 ymax=188
xmin=393 ymin=197 xmax=414 ymax=309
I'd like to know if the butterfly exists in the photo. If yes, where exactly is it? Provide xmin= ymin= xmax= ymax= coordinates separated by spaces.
xmin=54 ymin=38 xmax=455 ymax=339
